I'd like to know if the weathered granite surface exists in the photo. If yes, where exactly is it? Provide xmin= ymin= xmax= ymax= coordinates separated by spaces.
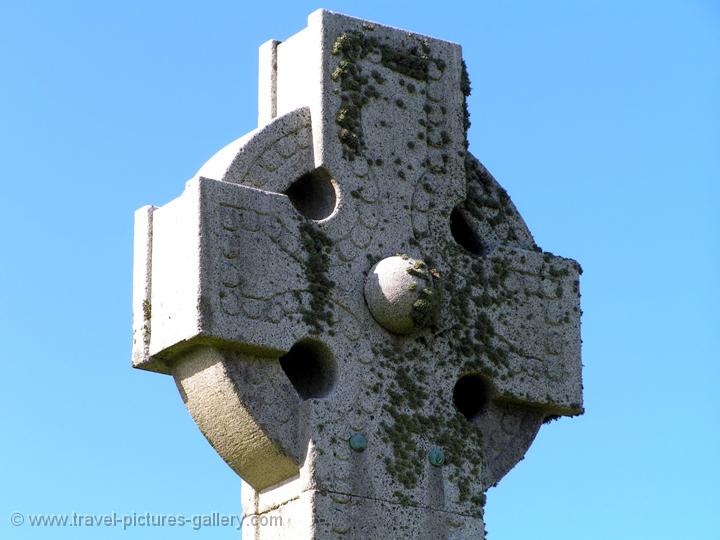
xmin=132 ymin=9 xmax=583 ymax=539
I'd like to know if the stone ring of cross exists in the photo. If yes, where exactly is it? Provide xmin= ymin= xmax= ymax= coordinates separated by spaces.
xmin=132 ymin=10 xmax=582 ymax=539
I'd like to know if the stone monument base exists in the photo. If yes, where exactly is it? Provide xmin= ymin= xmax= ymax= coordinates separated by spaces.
xmin=242 ymin=483 xmax=485 ymax=539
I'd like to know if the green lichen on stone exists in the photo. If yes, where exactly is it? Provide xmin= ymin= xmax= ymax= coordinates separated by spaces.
xmin=437 ymin=252 xmax=519 ymax=379
xmin=142 ymin=299 xmax=152 ymax=321
xmin=378 ymin=245 xmax=536 ymax=504
xmin=460 ymin=60 xmax=471 ymax=149
xmin=411 ymin=286 xmax=439 ymax=329
xmin=330 ymin=30 xmax=447 ymax=161
xmin=370 ymin=69 xmax=385 ymax=84
xmin=298 ymin=221 xmax=335 ymax=334
xmin=328 ymin=26 xmax=578 ymax=516
xmin=376 ymin=337 xmax=486 ymax=510
xmin=549 ymin=266 xmax=570 ymax=278
xmin=453 ymin=155 xmax=540 ymax=252
xmin=141 ymin=298 xmax=152 ymax=341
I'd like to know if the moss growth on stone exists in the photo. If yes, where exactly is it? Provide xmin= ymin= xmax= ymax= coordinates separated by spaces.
xmin=377 ymin=337 xmax=486 ymax=508
xmin=461 ymin=60 xmax=471 ymax=149
xmin=327 ymin=27 xmax=578 ymax=515
xmin=298 ymin=221 xmax=335 ymax=334
xmin=330 ymin=30 xmax=448 ymax=161
xmin=142 ymin=299 xmax=152 ymax=321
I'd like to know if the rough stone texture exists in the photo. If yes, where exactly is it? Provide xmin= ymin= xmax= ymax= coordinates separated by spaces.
xmin=132 ymin=9 xmax=583 ymax=539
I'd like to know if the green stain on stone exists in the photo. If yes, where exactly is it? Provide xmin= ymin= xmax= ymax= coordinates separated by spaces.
xmin=349 ymin=433 xmax=368 ymax=452
xmin=428 ymin=446 xmax=445 ymax=467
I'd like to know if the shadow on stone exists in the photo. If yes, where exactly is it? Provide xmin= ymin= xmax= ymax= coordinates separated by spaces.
xmin=453 ymin=374 xmax=494 ymax=421
xmin=285 ymin=167 xmax=337 ymax=220
xmin=279 ymin=339 xmax=337 ymax=399
xmin=450 ymin=206 xmax=485 ymax=255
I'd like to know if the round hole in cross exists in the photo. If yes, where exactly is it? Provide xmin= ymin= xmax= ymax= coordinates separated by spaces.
xmin=453 ymin=374 xmax=493 ymax=421
xmin=450 ymin=206 xmax=485 ymax=255
xmin=279 ymin=339 xmax=336 ymax=400
xmin=285 ymin=167 xmax=338 ymax=221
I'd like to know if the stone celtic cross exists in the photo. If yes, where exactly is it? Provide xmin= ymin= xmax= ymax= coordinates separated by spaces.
xmin=132 ymin=10 xmax=582 ymax=539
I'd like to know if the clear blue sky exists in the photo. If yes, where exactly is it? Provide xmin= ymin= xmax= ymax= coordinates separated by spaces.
xmin=1 ymin=1 xmax=718 ymax=539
